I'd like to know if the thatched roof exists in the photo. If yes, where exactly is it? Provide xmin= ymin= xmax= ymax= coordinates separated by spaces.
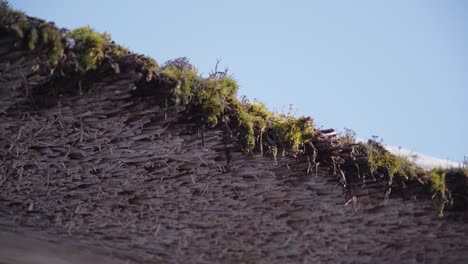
xmin=1 ymin=3 xmax=467 ymax=263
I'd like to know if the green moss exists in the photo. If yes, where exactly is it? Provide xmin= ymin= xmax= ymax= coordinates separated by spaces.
xmin=430 ymin=168 xmax=446 ymax=196
xmin=3 ymin=6 xmax=456 ymax=221
xmin=161 ymin=58 xmax=198 ymax=105
xmin=66 ymin=26 xmax=109 ymax=71
xmin=368 ymin=142 xmax=398 ymax=181
xmin=159 ymin=58 xmax=242 ymax=131
xmin=107 ymin=42 xmax=130 ymax=57
xmin=182 ymin=72 xmax=239 ymax=128
xmin=138 ymin=55 xmax=159 ymax=79
xmin=430 ymin=167 xmax=447 ymax=218
xmin=0 ymin=3 xmax=64 ymax=65
xmin=270 ymin=115 xmax=315 ymax=150
xmin=365 ymin=140 xmax=424 ymax=189
xmin=237 ymin=109 xmax=256 ymax=153
xmin=1 ymin=4 xmax=130 ymax=69
xmin=0 ymin=3 xmax=28 ymax=31
xmin=66 ymin=26 xmax=130 ymax=71
xmin=10 ymin=23 xmax=23 ymax=38
xmin=225 ymin=100 xmax=316 ymax=155
xmin=38 ymin=23 xmax=63 ymax=65
xmin=196 ymin=75 xmax=239 ymax=127
xmin=338 ymin=128 xmax=357 ymax=144
xmin=394 ymin=155 xmax=422 ymax=180
xmin=244 ymin=102 xmax=271 ymax=154
xmin=27 ymin=27 xmax=38 ymax=50
xmin=248 ymin=102 xmax=269 ymax=129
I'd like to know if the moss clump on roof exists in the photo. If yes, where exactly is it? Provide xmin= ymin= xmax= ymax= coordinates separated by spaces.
xmin=246 ymin=102 xmax=270 ymax=154
xmin=0 ymin=2 xmax=28 ymax=33
xmin=1 ymin=2 xmax=64 ymax=65
xmin=248 ymin=102 xmax=270 ymax=129
xmin=349 ymin=140 xmax=468 ymax=217
xmin=66 ymin=26 xmax=112 ymax=71
xmin=237 ymin=107 xmax=256 ymax=154
xmin=38 ymin=22 xmax=63 ymax=65
xmin=158 ymin=58 xmax=240 ymax=129
xmin=222 ymin=99 xmax=316 ymax=156
xmin=366 ymin=140 xmax=423 ymax=186
xmin=195 ymin=75 xmax=239 ymax=128
xmin=65 ymin=25 xmax=134 ymax=73
xmin=270 ymin=115 xmax=315 ymax=150
xmin=430 ymin=167 xmax=448 ymax=218
xmin=138 ymin=55 xmax=159 ymax=80
xmin=161 ymin=57 xmax=199 ymax=106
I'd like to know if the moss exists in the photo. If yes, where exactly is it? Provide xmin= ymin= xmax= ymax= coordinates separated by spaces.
xmin=9 ymin=23 xmax=23 ymax=37
xmin=237 ymin=109 xmax=256 ymax=154
xmin=66 ymin=26 xmax=109 ymax=71
xmin=0 ymin=3 xmax=64 ymax=65
xmin=159 ymin=58 xmax=242 ymax=131
xmin=394 ymin=155 xmax=422 ymax=181
xmin=38 ymin=23 xmax=63 ymax=65
xmin=66 ymin=26 xmax=130 ymax=71
xmin=107 ymin=41 xmax=130 ymax=57
xmin=430 ymin=168 xmax=446 ymax=196
xmin=338 ymin=128 xmax=357 ymax=144
xmin=27 ymin=27 xmax=38 ymax=50
xmin=245 ymin=102 xmax=271 ymax=154
xmin=161 ymin=58 xmax=198 ymax=105
xmin=138 ymin=55 xmax=159 ymax=80
xmin=184 ymin=73 xmax=239 ymax=128
xmin=0 ymin=3 xmax=28 ymax=31
xmin=430 ymin=167 xmax=447 ymax=218
xmin=368 ymin=142 xmax=399 ymax=182
xmin=0 ymin=4 xmax=69 ymax=101
xmin=0 ymin=2 xmax=63 ymax=65
xmin=225 ymin=100 xmax=317 ymax=155
xmin=365 ymin=140 xmax=424 ymax=189
xmin=196 ymin=75 xmax=239 ymax=127
xmin=4 ymin=6 xmax=459 ymax=220
xmin=270 ymin=115 xmax=315 ymax=150
xmin=248 ymin=102 xmax=270 ymax=130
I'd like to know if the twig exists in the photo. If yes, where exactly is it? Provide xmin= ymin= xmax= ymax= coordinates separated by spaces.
xmin=198 ymin=155 xmax=208 ymax=167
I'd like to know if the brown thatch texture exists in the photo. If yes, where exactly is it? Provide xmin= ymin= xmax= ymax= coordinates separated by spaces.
xmin=1 ymin=15 xmax=468 ymax=264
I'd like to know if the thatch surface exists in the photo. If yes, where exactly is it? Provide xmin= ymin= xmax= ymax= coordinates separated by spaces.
xmin=1 ymin=14 xmax=468 ymax=264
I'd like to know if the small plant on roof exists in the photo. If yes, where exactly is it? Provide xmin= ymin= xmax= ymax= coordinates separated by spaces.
xmin=247 ymin=101 xmax=271 ymax=155
xmin=237 ymin=108 xmax=256 ymax=154
xmin=367 ymin=140 xmax=402 ymax=183
xmin=365 ymin=139 xmax=425 ymax=195
xmin=138 ymin=55 xmax=159 ymax=80
xmin=1 ymin=3 xmax=64 ymax=65
xmin=0 ymin=1 xmax=28 ymax=32
xmin=65 ymin=26 xmax=129 ymax=72
xmin=430 ymin=167 xmax=448 ymax=218
xmin=161 ymin=57 xmax=198 ymax=106
xmin=338 ymin=128 xmax=357 ymax=145
xmin=66 ymin=26 xmax=105 ymax=71
xmin=26 ymin=27 xmax=38 ymax=50
xmin=270 ymin=114 xmax=315 ymax=151
xmin=194 ymin=74 xmax=239 ymax=128
xmin=248 ymin=102 xmax=270 ymax=128
xmin=38 ymin=22 xmax=63 ymax=65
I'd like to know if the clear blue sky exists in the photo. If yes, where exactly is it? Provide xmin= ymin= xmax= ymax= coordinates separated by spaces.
xmin=10 ymin=0 xmax=467 ymax=161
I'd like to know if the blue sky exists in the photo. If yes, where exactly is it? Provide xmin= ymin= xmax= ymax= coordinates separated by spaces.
xmin=10 ymin=0 xmax=467 ymax=161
